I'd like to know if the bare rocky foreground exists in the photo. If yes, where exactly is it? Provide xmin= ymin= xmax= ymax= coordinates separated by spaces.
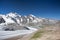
xmin=30 ymin=25 xmax=60 ymax=40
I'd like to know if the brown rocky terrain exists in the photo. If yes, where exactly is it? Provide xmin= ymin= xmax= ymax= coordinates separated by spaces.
xmin=30 ymin=25 xmax=60 ymax=40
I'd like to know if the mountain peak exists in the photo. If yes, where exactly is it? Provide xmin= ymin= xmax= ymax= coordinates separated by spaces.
xmin=6 ymin=12 xmax=21 ymax=18
xmin=29 ymin=14 xmax=36 ymax=17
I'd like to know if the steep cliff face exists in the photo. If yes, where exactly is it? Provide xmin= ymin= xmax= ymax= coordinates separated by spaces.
xmin=0 ymin=16 xmax=5 ymax=24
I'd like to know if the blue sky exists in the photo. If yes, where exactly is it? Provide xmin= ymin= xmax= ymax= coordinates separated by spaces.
xmin=0 ymin=0 xmax=60 ymax=20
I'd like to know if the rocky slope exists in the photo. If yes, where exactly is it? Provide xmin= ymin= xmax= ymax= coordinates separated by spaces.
xmin=30 ymin=25 xmax=60 ymax=40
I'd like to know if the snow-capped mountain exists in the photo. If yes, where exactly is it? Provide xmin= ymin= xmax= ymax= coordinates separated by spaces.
xmin=0 ymin=12 xmax=58 ymax=26
xmin=0 ymin=14 xmax=15 ymax=25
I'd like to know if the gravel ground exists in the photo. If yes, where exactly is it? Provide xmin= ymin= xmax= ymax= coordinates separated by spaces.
xmin=31 ymin=26 xmax=60 ymax=40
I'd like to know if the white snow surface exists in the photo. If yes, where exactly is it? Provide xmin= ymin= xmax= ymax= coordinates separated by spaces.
xmin=0 ymin=27 xmax=37 ymax=40
xmin=6 ymin=12 xmax=17 ymax=18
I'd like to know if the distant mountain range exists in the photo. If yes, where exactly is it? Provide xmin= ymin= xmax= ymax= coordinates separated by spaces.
xmin=0 ymin=12 xmax=58 ymax=26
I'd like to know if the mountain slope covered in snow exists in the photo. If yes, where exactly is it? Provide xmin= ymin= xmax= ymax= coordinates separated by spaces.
xmin=0 ymin=12 xmax=58 ymax=26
